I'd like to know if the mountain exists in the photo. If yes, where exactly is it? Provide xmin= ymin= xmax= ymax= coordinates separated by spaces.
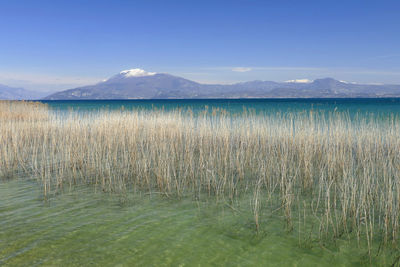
xmin=0 ymin=84 xmax=47 ymax=100
xmin=44 ymin=69 xmax=400 ymax=100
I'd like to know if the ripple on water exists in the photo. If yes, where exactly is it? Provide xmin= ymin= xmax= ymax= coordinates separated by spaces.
xmin=0 ymin=179 xmax=394 ymax=266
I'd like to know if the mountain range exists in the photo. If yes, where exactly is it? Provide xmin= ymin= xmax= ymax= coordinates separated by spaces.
xmin=3 ymin=68 xmax=400 ymax=100
xmin=43 ymin=69 xmax=400 ymax=99
xmin=0 ymin=84 xmax=48 ymax=100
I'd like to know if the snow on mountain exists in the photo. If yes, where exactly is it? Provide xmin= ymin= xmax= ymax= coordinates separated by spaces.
xmin=339 ymin=80 xmax=358 ymax=84
xmin=119 ymin=68 xmax=156 ymax=78
xmin=284 ymin=79 xmax=313 ymax=83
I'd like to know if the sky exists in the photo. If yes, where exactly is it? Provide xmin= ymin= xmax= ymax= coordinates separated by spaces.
xmin=0 ymin=0 xmax=399 ymax=91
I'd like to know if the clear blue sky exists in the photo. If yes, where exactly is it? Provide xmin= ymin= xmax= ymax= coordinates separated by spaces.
xmin=0 ymin=0 xmax=399 ymax=91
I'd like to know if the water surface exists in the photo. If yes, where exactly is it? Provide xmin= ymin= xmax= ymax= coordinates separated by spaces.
xmin=41 ymin=98 xmax=400 ymax=117
xmin=0 ymin=179 xmax=388 ymax=266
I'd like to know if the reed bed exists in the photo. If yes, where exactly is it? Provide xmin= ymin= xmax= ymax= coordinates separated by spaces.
xmin=1 ymin=100 xmax=400 ymax=258
xmin=0 ymin=100 xmax=48 ymax=121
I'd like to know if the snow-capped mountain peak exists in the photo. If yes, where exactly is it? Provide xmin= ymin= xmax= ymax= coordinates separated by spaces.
xmin=340 ymin=80 xmax=358 ymax=84
xmin=120 ymin=68 xmax=156 ymax=77
xmin=284 ymin=79 xmax=313 ymax=83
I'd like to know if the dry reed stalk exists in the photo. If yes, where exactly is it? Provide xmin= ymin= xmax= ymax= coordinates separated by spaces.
xmin=1 ymin=101 xmax=400 ymax=253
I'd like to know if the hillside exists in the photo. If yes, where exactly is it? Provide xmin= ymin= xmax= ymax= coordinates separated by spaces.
xmin=43 ymin=69 xmax=400 ymax=99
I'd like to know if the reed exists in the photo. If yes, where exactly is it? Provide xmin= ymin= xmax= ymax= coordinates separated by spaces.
xmin=1 ymin=100 xmax=399 ymax=257
xmin=0 ymin=100 xmax=48 ymax=121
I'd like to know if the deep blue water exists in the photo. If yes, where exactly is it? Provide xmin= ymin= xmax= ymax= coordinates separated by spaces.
xmin=39 ymin=98 xmax=400 ymax=117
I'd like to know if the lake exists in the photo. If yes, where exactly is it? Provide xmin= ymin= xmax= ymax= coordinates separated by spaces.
xmin=41 ymin=98 xmax=400 ymax=117
xmin=0 ymin=180 xmax=388 ymax=266
xmin=2 ymin=98 xmax=400 ymax=266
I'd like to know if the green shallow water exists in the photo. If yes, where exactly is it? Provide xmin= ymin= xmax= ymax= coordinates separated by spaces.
xmin=1 ymin=179 xmax=394 ymax=266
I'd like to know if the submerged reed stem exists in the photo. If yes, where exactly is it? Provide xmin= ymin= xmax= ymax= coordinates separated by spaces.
xmin=1 ymin=100 xmax=399 ymax=253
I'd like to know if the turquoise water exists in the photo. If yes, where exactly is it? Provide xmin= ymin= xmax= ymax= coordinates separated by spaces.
xmin=0 ymin=179 xmax=393 ymax=266
xmin=41 ymin=98 xmax=400 ymax=117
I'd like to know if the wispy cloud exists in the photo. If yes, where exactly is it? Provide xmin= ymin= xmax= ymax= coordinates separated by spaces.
xmin=232 ymin=67 xmax=252 ymax=72
xmin=204 ymin=66 xmax=400 ymax=76
xmin=182 ymin=66 xmax=400 ymax=84
xmin=205 ymin=66 xmax=323 ymax=71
